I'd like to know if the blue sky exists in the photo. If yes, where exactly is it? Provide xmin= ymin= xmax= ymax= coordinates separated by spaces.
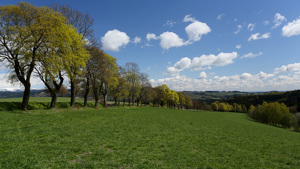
xmin=1 ymin=0 xmax=300 ymax=91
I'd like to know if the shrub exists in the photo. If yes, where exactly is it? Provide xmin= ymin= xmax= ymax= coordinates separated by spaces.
xmin=211 ymin=102 xmax=218 ymax=111
xmin=249 ymin=102 xmax=295 ymax=128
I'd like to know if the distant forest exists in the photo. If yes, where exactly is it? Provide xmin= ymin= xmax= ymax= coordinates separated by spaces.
xmin=183 ymin=90 xmax=300 ymax=108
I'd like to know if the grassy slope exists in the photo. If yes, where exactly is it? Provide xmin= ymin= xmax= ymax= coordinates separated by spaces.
xmin=0 ymin=107 xmax=299 ymax=168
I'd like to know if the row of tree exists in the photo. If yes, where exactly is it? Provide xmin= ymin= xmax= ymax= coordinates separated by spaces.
xmin=0 ymin=2 xmax=193 ymax=111
xmin=0 ymin=2 xmax=93 ymax=110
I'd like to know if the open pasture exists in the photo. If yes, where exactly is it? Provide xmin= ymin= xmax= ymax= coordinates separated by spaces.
xmin=0 ymin=107 xmax=299 ymax=168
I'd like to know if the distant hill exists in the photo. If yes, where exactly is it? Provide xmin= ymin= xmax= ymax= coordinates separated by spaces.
xmin=0 ymin=89 xmax=51 ymax=98
xmin=182 ymin=91 xmax=255 ymax=104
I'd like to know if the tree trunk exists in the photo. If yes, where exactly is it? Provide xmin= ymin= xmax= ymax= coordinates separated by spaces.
xmin=132 ymin=95 xmax=135 ymax=106
xmin=50 ymin=93 xmax=57 ymax=108
xmin=128 ymin=96 xmax=131 ymax=106
xmin=103 ymin=94 xmax=107 ymax=107
xmin=70 ymin=80 xmax=76 ymax=107
xmin=83 ymin=86 xmax=89 ymax=107
xmin=95 ymin=96 xmax=99 ymax=107
xmin=21 ymin=83 xmax=31 ymax=111
xmin=123 ymin=98 xmax=125 ymax=107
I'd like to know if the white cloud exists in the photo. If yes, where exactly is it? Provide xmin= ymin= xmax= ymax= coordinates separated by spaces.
xmin=166 ymin=66 xmax=182 ymax=76
xmin=199 ymin=71 xmax=207 ymax=79
xmin=273 ymin=13 xmax=287 ymax=29
xmin=248 ymin=32 xmax=271 ymax=41
xmin=0 ymin=72 xmax=45 ymax=91
xmin=217 ymin=14 xmax=225 ymax=20
xmin=133 ymin=36 xmax=141 ymax=44
xmin=189 ymin=52 xmax=238 ymax=70
xmin=145 ymin=15 xmax=211 ymax=50
xmin=274 ymin=63 xmax=300 ymax=74
xmin=234 ymin=18 xmax=238 ymax=22
xmin=164 ymin=20 xmax=176 ymax=27
xmin=159 ymin=32 xmax=187 ymax=50
xmin=282 ymin=18 xmax=300 ymax=37
xmin=146 ymin=33 xmax=158 ymax=41
xmin=150 ymin=66 xmax=300 ymax=92
xmin=234 ymin=25 xmax=242 ymax=34
xmin=235 ymin=44 xmax=241 ymax=49
xmin=174 ymin=57 xmax=191 ymax=69
xmin=247 ymin=23 xmax=255 ymax=31
xmin=166 ymin=52 xmax=238 ymax=75
xmin=240 ymin=52 xmax=263 ymax=59
xmin=101 ymin=29 xmax=130 ymax=52
xmin=185 ymin=21 xmax=211 ymax=42
xmin=183 ymin=14 xmax=196 ymax=22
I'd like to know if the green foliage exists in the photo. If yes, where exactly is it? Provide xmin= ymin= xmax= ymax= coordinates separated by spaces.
xmin=0 ymin=107 xmax=299 ymax=168
xmin=211 ymin=102 xmax=218 ymax=111
xmin=249 ymin=102 xmax=296 ymax=128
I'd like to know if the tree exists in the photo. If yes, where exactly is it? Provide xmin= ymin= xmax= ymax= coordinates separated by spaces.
xmin=120 ymin=63 xmax=141 ymax=106
xmin=99 ymin=53 xmax=119 ymax=107
xmin=111 ymin=77 xmax=130 ymax=106
xmin=34 ymin=23 xmax=88 ymax=108
xmin=85 ymin=46 xmax=105 ymax=107
xmin=184 ymin=95 xmax=192 ymax=109
xmin=52 ymin=4 xmax=94 ymax=107
xmin=136 ymin=73 xmax=151 ymax=106
xmin=177 ymin=92 xmax=186 ymax=109
xmin=0 ymin=2 xmax=74 ymax=110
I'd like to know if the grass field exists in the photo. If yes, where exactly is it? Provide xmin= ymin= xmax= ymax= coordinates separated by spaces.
xmin=0 ymin=107 xmax=299 ymax=168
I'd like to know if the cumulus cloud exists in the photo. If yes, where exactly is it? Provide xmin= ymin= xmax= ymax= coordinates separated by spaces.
xmin=248 ymin=32 xmax=271 ymax=41
xmin=166 ymin=67 xmax=182 ymax=76
xmin=199 ymin=71 xmax=207 ymax=79
xmin=146 ymin=15 xmax=211 ymax=50
xmin=159 ymin=32 xmax=187 ymax=50
xmin=217 ymin=14 xmax=225 ymax=20
xmin=183 ymin=14 xmax=196 ymax=22
xmin=133 ymin=36 xmax=141 ymax=44
xmin=274 ymin=63 xmax=300 ymax=74
xmin=282 ymin=18 xmax=300 ymax=37
xmin=272 ymin=13 xmax=287 ymax=29
xmin=235 ymin=44 xmax=241 ymax=49
xmin=240 ymin=52 xmax=263 ymax=59
xmin=247 ymin=23 xmax=255 ymax=31
xmin=151 ymin=65 xmax=300 ymax=92
xmin=185 ymin=21 xmax=211 ymax=42
xmin=164 ymin=20 xmax=176 ymax=27
xmin=190 ymin=52 xmax=238 ymax=70
xmin=146 ymin=33 xmax=158 ymax=41
xmin=234 ymin=25 xmax=242 ymax=34
xmin=101 ymin=29 xmax=130 ymax=51
xmin=174 ymin=57 xmax=191 ymax=69
xmin=167 ymin=52 xmax=238 ymax=74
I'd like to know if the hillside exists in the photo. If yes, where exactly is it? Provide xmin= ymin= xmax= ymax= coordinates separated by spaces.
xmin=182 ymin=91 xmax=255 ymax=103
xmin=0 ymin=107 xmax=299 ymax=168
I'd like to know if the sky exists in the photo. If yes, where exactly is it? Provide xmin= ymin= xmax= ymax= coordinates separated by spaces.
xmin=1 ymin=0 xmax=300 ymax=92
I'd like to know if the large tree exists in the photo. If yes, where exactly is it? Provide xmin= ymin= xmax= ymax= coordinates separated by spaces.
xmin=52 ymin=4 xmax=94 ymax=107
xmin=34 ymin=24 xmax=88 ymax=108
xmin=0 ymin=2 xmax=75 ymax=110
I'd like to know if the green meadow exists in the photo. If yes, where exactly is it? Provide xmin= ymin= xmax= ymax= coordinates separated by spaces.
xmin=0 ymin=106 xmax=299 ymax=168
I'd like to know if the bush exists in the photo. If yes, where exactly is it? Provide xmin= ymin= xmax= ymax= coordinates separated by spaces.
xmin=248 ymin=102 xmax=295 ymax=128
xmin=211 ymin=102 xmax=218 ymax=111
